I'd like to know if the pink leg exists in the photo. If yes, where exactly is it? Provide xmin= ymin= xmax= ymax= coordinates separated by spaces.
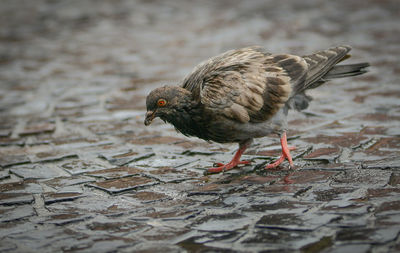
xmin=265 ymin=132 xmax=296 ymax=169
xmin=208 ymin=141 xmax=251 ymax=173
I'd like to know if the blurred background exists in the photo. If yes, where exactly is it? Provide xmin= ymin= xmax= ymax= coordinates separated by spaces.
xmin=1 ymin=0 xmax=398 ymax=113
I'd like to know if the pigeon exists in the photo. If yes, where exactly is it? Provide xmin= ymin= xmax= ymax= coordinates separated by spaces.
xmin=145 ymin=45 xmax=369 ymax=173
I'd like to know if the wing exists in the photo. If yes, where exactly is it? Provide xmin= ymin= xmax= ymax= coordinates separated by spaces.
xmin=184 ymin=47 xmax=308 ymax=123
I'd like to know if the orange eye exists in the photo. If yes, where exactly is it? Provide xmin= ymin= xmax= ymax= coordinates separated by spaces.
xmin=157 ymin=99 xmax=166 ymax=107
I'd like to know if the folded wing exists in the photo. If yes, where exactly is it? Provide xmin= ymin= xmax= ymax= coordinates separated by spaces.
xmin=182 ymin=46 xmax=309 ymax=123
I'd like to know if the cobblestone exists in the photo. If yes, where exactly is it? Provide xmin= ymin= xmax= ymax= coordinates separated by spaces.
xmin=1 ymin=0 xmax=399 ymax=252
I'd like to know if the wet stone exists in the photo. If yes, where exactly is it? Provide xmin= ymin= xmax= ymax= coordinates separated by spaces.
xmin=98 ymin=149 xmax=155 ymax=166
xmin=360 ymin=156 xmax=400 ymax=170
xmin=375 ymin=200 xmax=400 ymax=216
xmin=246 ymin=200 xmax=303 ymax=212
xmin=188 ymin=183 xmax=227 ymax=196
xmin=11 ymin=181 xmax=43 ymax=195
xmin=19 ymin=122 xmax=56 ymax=136
xmin=302 ymin=133 xmax=369 ymax=148
xmin=0 ymin=169 xmax=10 ymax=180
xmin=0 ymin=205 xmax=35 ymax=222
xmin=43 ymin=176 xmax=95 ymax=190
xmin=55 ymin=97 xmax=98 ymax=110
xmin=367 ymin=188 xmax=400 ymax=199
xmin=242 ymin=228 xmax=326 ymax=251
xmin=88 ymin=176 xmax=157 ymax=194
xmin=87 ymin=219 xmax=145 ymax=234
xmin=286 ymin=170 xmax=337 ymax=184
xmin=322 ymin=204 xmax=369 ymax=215
xmin=30 ymin=151 xmax=78 ymax=163
xmin=0 ymin=129 xmax=12 ymax=137
xmin=0 ymin=154 xmax=31 ymax=168
xmin=10 ymin=164 xmax=67 ymax=179
xmin=256 ymin=212 xmax=338 ymax=231
xmin=130 ymin=135 xmax=187 ymax=146
xmin=145 ymin=167 xmax=198 ymax=183
xmin=336 ymin=227 xmax=400 ymax=244
xmin=61 ymin=160 xmax=111 ymax=175
xmin=129 ymin=191 xmax=169 ymax=202
xmin=133 ymin=155 xmax=200 ymax=169
xmin=376 ymin=214 xmax=400 ymax=226
xmin=388 ymin=172 xmax=400 ymax=186
xmin=7 ymin=226 xmax=88 ymax=251
xmin=147 ymin=208 xmax=199 ymax=221
xmin=328 ymin=214 xmax=370 ymax=228
xmin=332 ymin=169 xmax=392 ymax=186
xmin=0 ymin=181 xmax=27 ymax=192
xmin=0 ymin=239 xmax=17 ymax=252
xmin=176 ymin=233 xmax=241 ymax=253
xmin=0 ymin=193 xmax=34 ymax=205
xmin=313 ymin=188 xmax=353 ymax=202
xmin=142 ymin=229 xmax=191 ymax=244
xmin=0 ymin=221 xmax=37 ymax=239
xmin=43 ymin=192 xmax=84 ymax=205
xmin=239 ymin=174 xmax=279 ymax=184
xmin=86 ymin=166 xmax=144 ymax=179
xmin=324 ymin=244 xmax=370 ymax=253
xmin=81 ymin=238 xmax=136 ymax=253
xmin=303 ymin=147 xmax=341 ymax=163
xmin=43 ymin=213 xmax=92 ymax=225
xmin=0 ymin=137 xmax=25 ymax=147
xmin=195 ymin=213 xmax=250 ymax=231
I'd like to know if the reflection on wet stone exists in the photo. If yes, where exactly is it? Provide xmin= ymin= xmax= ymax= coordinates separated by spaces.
xmin=0 ymin=0 xmax=399 ymax=252
xmin=86 ymin=166 xmax=144 ymax=179
xmin=0 ymin=205 xmax=36 ymax=222
xmin=0 ymin=193 xmax=34 ymax=206
xmin=0 ymin=154 xmax=31 ymax=168
xmin=43 ymin=192 xmax=84 ymax=205
xmin=10 ymin=164 xmax=67 ymax=179
xmin=61 ymin=160 xmax=111 ymax=175
xmin=88 ymin=176 xmax=157 ymax=194
xmin=98 ymin=149 xmax=155 ymax=166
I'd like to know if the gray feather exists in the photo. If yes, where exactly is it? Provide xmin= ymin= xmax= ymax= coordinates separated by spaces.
xmin=324 ymin=63 xmax=370 ymax=79
xmin=299 ymin=45 xmax=352 ymax=92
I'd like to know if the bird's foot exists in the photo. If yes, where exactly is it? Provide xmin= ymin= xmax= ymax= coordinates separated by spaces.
xmin=265 ymin=132 xmax=296 ymax=170
xmin=265 ymin=146 xmax=296 ymax=169
xmin=207 ymin=140 xmax=251 ymax=173
xmin=208 ymin=160 xmax=251 ymax=173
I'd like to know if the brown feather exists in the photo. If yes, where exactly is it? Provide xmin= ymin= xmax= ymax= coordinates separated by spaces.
xmin=184 ymin=47 xmax=308 ymax=124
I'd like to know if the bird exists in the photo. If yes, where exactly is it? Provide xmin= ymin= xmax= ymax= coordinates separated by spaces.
xmin=144 ymin=45 xmax=369 ymax=174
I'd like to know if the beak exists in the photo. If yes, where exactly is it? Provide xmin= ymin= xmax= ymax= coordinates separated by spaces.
xmin=144 ymin=111 xmax=156 ymax=126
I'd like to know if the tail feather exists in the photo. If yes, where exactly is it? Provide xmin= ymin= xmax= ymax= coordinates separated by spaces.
xmin=324 ymin=63 xmax=370 ymax=79
xmin=301 ymin=45 xmax=351 ymax=89
xmin=298 ymin=45 xmax=369 ymax=91
xmin=288 ymin=45 xmax=369 ymax=112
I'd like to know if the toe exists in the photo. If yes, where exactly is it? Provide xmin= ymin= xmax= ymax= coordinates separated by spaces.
xmin=208 ymin=166 xmax=225 ymax=173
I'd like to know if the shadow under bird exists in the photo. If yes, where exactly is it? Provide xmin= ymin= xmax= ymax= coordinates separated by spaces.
xmin=144 ymin=45 xmax=369 ymax=175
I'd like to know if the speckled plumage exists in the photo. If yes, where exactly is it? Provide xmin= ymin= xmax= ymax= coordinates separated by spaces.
xmin=145 ymin=45 xmax=369 ymax=146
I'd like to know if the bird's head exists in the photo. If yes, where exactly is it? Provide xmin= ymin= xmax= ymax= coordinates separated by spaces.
xmin=144 ymin=85 xmax=193 ymax=126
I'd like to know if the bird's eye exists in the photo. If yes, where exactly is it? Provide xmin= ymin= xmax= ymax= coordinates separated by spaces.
xmin=157 ymin=99 xmax=167 ymax=107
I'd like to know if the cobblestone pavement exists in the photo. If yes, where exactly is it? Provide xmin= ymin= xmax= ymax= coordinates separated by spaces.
xmin=1 ymin=0 xmax=400 ymax=252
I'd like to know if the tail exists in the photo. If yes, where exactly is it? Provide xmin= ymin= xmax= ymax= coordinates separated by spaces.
xmin=323 ymin=63 xmax=370 ymax=79
xmin=297 ymin=45 xmax=370 ymax=91
xmin=288 ymin=45 xmax=369 ymax=111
